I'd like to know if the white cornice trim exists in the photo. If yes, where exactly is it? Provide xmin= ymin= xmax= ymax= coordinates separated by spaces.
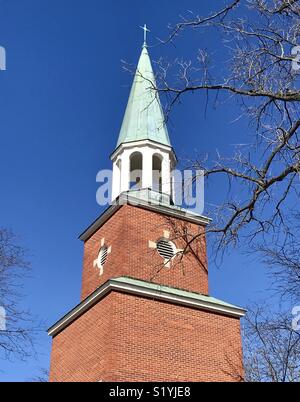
xmin=124 ymin=193 xmax=212 ymax=226
xmin=111 ymin=139 xmax=177 ymax=162
xmin=48 ymin=279 xmax=246 ymax=337
xmin=79 ymin=194 xmax=211 ymax=242
xmin=79 ymin=203 xmax=121 ymax=242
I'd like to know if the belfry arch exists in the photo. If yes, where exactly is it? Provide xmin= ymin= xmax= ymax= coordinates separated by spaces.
xmin=152 ymin=153 xmax=163 ymax=193
xmin=129 ymin=151 xmax=143 ymax=190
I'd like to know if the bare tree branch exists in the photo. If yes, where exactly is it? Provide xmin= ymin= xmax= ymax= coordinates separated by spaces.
xmin=0 ymin=228 xmax=41 ymax=362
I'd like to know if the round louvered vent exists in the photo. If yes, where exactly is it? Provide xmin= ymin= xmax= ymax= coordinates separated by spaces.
xmin=98 ymin=246 xmax=108 ymax=267
xmin=156 ymin=239 xmax=175 ymax=260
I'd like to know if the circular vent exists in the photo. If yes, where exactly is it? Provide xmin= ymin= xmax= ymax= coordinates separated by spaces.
xmin=98 ymin=246 xmax=108 ymax=267
xmin=157 ymin=239 xmax=176 ymax=260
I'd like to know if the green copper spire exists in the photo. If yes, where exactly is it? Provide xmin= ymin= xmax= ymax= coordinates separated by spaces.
xmin=116 ymin=43 xmax=171 ymax=148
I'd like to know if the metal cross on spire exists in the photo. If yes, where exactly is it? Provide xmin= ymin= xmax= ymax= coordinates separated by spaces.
xmin=140 ymin=24 xmax=150 ymax=47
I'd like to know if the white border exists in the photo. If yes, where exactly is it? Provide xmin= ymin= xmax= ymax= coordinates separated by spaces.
xmin=48 ymin=278 xmax=246 ymax=337
xmin=79 ymin=194 xmax=211 ymax=242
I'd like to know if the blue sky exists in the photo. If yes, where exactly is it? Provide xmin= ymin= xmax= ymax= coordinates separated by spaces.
xmin=0 ymin=0 xmax=271 ymax=381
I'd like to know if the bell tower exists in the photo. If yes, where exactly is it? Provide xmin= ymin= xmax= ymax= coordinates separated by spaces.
xmin=111 ymin=42 xmax=176 ymax=202
xmin=48 ymin=31 xmax=245 ymax=383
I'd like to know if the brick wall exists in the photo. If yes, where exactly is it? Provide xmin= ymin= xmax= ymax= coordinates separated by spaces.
xmin=49 ymin=294 xmax=112 ymax=383
xmin=81 ymin=204 xmax=208 ymax=301
xmin=49 ymin=291 xmax=243 ymax=382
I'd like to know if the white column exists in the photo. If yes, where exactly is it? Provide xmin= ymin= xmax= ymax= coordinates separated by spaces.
xmin=111 ymin=160 xmax=121 ymax=201
xmin=120 ymin=151 xmax=130 ymax=193
xmin=162 ymin=153 xmax=171 ymax=195
xmin=142 ymin=148 xmax=153 ymax=190
xmin=171 ymin=170 xmax=175 ymax=201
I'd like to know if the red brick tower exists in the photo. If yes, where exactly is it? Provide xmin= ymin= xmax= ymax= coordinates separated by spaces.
xmin=48 ymin=36 xmax=245 ymax=382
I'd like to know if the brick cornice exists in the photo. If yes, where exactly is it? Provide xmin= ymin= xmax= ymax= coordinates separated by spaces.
xmin=79 ymin=193 xmax=211 ymax=242
xmin=48 ymin=277 xmax=246 ymax=338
